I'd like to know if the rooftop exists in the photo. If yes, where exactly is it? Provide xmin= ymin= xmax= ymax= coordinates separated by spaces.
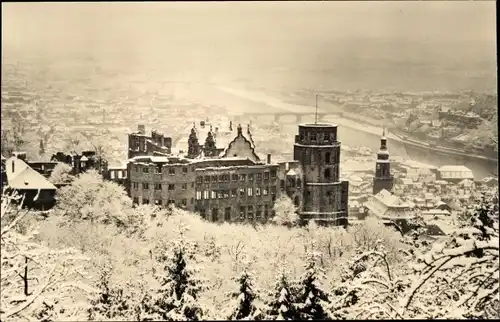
xmin=299 ymin=123 xmax=338 ymax=128
xmin=5 ymin=157 xmax=57 ymax=190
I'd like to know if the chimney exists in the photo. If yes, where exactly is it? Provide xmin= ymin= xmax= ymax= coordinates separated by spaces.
xmin=267 ymin=154 xmax=271 ymax=164
xmin=138 ymin=124 xmax=145 ymax=135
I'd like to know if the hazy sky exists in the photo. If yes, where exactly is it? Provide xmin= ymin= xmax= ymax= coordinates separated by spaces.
xmin=2 ymin=1 xmax=497 ymax=91
xmin=3 ymin=1 xmax=496 ymax=47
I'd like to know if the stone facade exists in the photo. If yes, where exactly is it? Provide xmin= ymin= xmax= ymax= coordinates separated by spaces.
xmin=293 ymin=123 xmax=349 ymax=226
xmin=128 ymin=124 xmax=172 ymax=159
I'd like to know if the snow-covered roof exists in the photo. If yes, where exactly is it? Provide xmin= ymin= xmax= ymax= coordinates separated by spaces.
xmin=437 ymin=165 xmax=473 ymax=173
xmin=5 ymin=157 xmax=57 ymax=190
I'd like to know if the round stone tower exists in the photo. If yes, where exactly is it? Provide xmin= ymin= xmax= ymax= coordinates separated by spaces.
xmin=293 ymin=123 xmax=348 ymax=226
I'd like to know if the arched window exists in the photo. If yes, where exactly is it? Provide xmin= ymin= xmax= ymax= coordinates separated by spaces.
xmin=297 ymin=178 xmax=302 ymax=187
xmin=325 ymin=152 xmax=331 ymax=164
xmin=324 ymin=168 xmax=331 ymax=179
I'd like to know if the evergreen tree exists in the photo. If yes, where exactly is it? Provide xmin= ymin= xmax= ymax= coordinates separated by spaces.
xmin=265 ymin=267 xmax=297 ymax=320
xmin=295 ymin=250 xmax=332 ymax=320
xmin=87 ymin=264 xmax=132 ymax=321
xmin=226 ymin=267 xmax=263 ymax=320
xmin=138 ymin=227 xmax=206 ymax=321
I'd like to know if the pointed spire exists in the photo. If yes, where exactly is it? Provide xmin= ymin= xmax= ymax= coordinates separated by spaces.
xmin=247 ymin=123 xmax=251 ymax=134
xmin=237 ymin=124 xmax=243 ymax=136
xmin=382 ymin=127 xmax=386 ymax=138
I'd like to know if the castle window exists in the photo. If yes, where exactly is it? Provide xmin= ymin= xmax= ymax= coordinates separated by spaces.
xmin=239 ymin=188 xmax=245 ymax=197
xmin=271 ymin=186 xmax=277 ymax=195
xmin=205 ymin=176 xmax=210 ymax=183
xmin=270 ymin=170 xmax=277 ymax=178
xmin=247 ymin=187 xmax=253 ymax=196
xmin=219 ymin=175 xmax=224 ymax=183
xmin=247 ymin=206 xmax=254 ymax=220
xmin=257 ymin=173 xmax=262 ymax=181
xmin=212 ymin=175 xmax=217 ymax=182
xmin=169 ymin=168 xmax=175 ymax=175
xmin=325 ymin=152 xmax=331 ymax=163
xmin=256 ymin=187 xmax=261 ymax=196
xmin=182 ymin=199 xmax=187 ymax=206
xmin=263 ymin=187 xmax=269 ymax=196
xmin=217 ymin=191 xmax=223 ymax=199
xmin=143 ymin=183 xmax=149 ymax=190
xmin=196 ymin=191 xmax=202 ymax=200
xmin=256 ymin=205 xmax=262 ymax=220
xmin=224 ymin=207 xmax=231 ymax=221
xmin=310 ymin=132 xmax=317 ymax=141
xmin=323 ymin=133 xmax=329 ymax=143
xmin=324 ymin=168 xmax=331 ymax=179
xmin=248 ymin=174 xmax=254 ymax=181
xmin=224 ymin=190 xmax=229 ymax=199
xmin=182 ymin=183 xmax=187 ymax=190
xmin=264 ymin=204 xmax=269 ymax=219
xmin=197 ymin=176 xmax=203 ymax=184
xmin=231 ymin=189 xmax=237 ymax=198
xmin=239 ymin=206 xmax=245 ymax=221
xmin=212 ymin=208 xmax=219 ymax=222
xmin=183 ymin=167 xmax=188 ymax=174
xmin=211 ymin=191 xmax=217 ymax=199
xmin=155 ymin=167 xmax=161 ymax=174
xmin=297 ymin=178 xmax=302 ymax=187
xmin=155 ymin=183 xmax=162 ymax=190
xmin=143 ymin=167 xmax=149 ymax=174
xmin=264 ymin=172 xmax=270 ymax=180
xmin=240 ymin=174 xmax=246 ymax=182
xmin=168 ymin=184 xmax=175 ymax=191
xmin=232 ymin=174 xmax=239 ymax=181
xmin=200 ymin=208 xmax=206 ymax=219
xmin=203 ymin=191 xmax=209 ymax=200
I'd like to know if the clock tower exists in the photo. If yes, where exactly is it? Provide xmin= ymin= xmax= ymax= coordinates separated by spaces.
xmin=373 ymin=128 xmax=394 ymax=195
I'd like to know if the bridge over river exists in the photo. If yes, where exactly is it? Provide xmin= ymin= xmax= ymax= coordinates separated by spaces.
xmin=233 ymin=111 xmax=343 ymax=125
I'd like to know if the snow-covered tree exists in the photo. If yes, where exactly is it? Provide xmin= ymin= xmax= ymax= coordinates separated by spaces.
xmin=49 ymin=162 xmax=75 ymax=185
xmin=400 ymin=194 xmax=499 ymax=319
xmin=138 ymin=224 xmax=207 ymax=321
xmin=265 ymin=265 xmax=298 ymax=320
xmin=87 ymin=262 xmax=134 ymax=321
xmin=294 ymin=249 xmax=332 ymax=320
xmin=1 ymin=191 xmax=94 ymax=321
xmin=55 ymin=170 xmax=133 ymax=229
xmin=226 ymin=266 xmax=264 ymax=320
xmin=271 ymin=195 xmax=299 ymax=228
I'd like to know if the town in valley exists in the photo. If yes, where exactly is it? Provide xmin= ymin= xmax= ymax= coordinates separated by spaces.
xmin=1 ymin=2 xmax=498 ymax=321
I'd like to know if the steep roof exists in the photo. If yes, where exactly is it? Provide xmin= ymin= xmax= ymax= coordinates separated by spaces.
xmin=5 ymin=157 xmax=57 ymax=190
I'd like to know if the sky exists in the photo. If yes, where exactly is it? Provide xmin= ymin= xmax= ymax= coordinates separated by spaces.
xmin=2 ymin=1 xmax=497 ymax=91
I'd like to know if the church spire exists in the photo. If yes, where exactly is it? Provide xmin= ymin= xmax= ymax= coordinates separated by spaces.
xmin=380 ymin=127 xmax=387 ymax=150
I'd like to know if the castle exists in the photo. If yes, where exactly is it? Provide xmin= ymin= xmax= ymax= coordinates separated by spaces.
xmin=125 ymin=121 xmax=350 ymax=226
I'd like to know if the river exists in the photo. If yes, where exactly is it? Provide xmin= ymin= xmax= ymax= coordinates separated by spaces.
xmin=214 ymin=85 xmax=497 ymax=179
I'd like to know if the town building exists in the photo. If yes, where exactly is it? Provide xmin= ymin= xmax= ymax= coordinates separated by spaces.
xmin=373 ymin=129 xmax=394 ymax=195
xmin=364 ymin=189 xmax=413 ymax=221
xmin=51 ymin=150 xmax=107 ymax=175
xmin=4 ymin=155 xmax=57 ymax=210
xmin=293 ymin=123 xmax=349 ymax=226
xmin=436 ymin=165 xmax=474 ymax=183
xmin=127 ymin=124 xmax=172 ymax=159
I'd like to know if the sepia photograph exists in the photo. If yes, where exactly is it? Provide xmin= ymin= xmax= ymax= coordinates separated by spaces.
xmin=1 ymin=1 xmax=498 ymax=320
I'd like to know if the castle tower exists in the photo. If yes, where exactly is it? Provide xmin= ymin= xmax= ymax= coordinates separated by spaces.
xmin=187 ymin=124 xmax=200 ymax=159
xmin=373 ymin=128 xmax=394 ymax=195
xmin=293 ymin=123 xmax=349 ymax=227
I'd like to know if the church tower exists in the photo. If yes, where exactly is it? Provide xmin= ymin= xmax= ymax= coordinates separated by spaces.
xmin=187 ymin=124 xmax=200 ymax=159
xmin=373 ymin=128 xmax=394 ymax=195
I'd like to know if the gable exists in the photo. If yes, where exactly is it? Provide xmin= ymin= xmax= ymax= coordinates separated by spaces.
xmin=222 ymin=135 xmax=260 ymax=162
